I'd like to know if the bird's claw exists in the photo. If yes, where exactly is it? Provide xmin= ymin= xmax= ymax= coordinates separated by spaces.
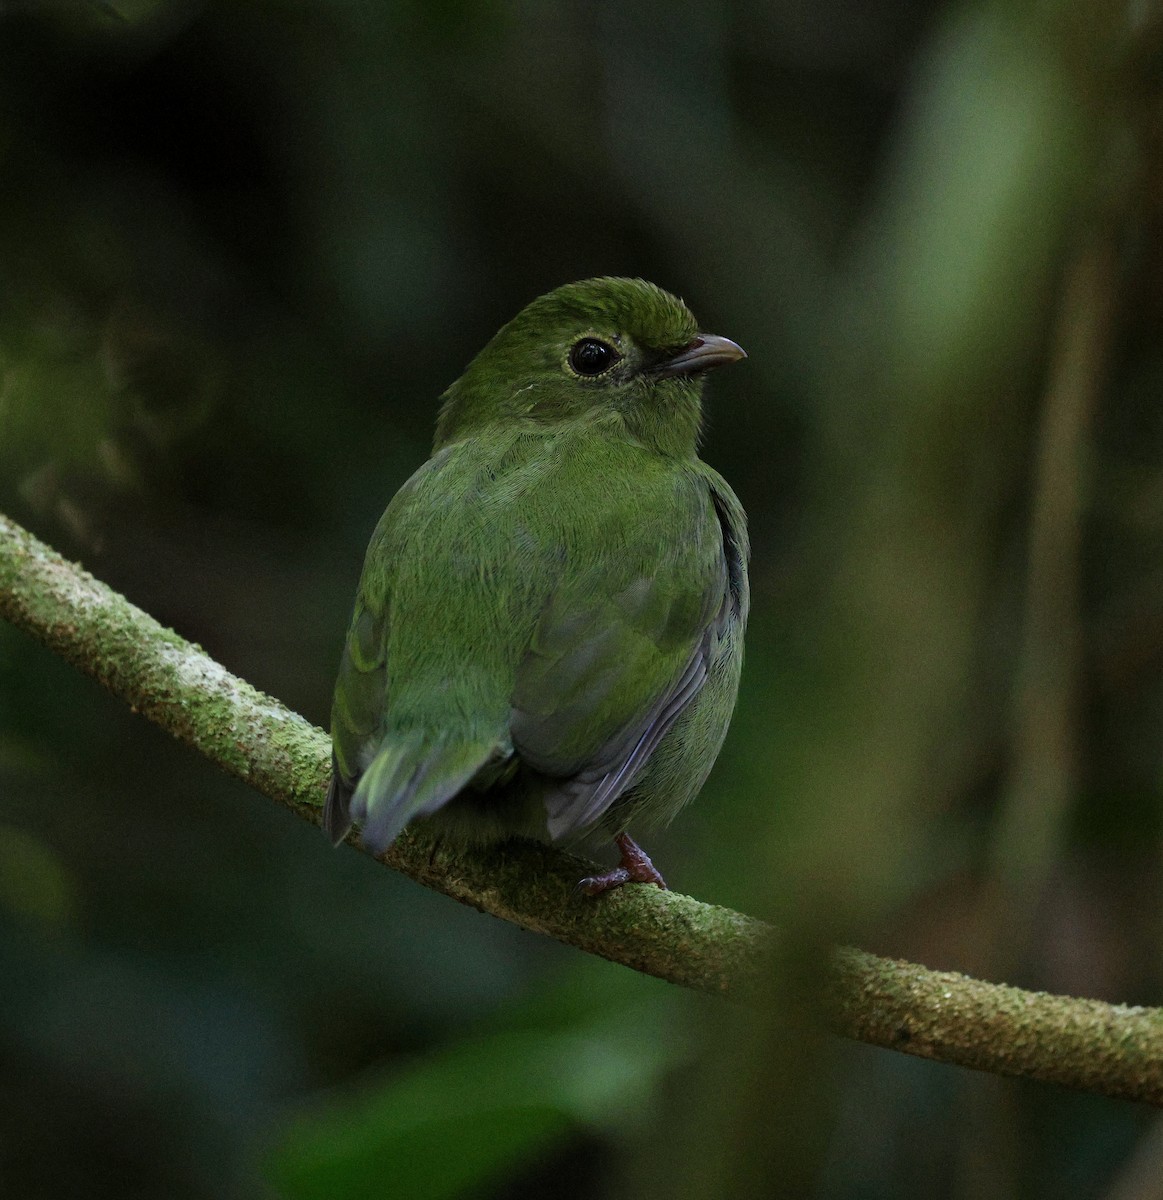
xmin=576 ymin=833 xmax=668 ymax=897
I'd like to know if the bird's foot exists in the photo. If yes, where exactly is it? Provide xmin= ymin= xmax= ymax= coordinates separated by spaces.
xmin=577 ymin=833 xmax=669 ymax=896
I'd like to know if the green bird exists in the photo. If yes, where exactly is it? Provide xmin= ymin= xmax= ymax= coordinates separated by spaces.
xmin=325 ymin=277 xmax=749 ymax=893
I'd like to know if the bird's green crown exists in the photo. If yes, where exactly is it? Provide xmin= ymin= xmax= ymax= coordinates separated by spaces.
xmin=435 ymin=278 xmax=711 ymax=458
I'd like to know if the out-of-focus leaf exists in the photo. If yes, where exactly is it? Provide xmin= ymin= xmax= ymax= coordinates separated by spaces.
xmin=0 ymin=735 xmax=52 ymax=775
xmin=842 ymin=5 xmax=1090 ymax=404
xmin=265 ymin=975 xmax=686 ymax=1200
xmin=0 ymin=823 xmax=75 ymax=928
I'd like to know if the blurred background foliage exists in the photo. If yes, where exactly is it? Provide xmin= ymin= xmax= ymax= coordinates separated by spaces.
xmin=0 ymin=0 xmax=1161 ymax=1196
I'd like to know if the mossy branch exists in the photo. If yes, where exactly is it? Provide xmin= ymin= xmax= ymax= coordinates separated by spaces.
xmin=1 ymin=510 xmax=1160 ymax=1106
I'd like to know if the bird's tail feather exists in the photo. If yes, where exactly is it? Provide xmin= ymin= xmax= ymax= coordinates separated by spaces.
xmin=350 ymin=731 xmax=502 ymax=853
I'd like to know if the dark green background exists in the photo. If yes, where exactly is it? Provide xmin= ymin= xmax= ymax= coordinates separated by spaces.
xmin=1 ymin=1 xmax=1160 ymax=1197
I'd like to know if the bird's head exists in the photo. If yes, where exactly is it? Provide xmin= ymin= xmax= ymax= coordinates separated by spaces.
xmin=434 ymin=277 xmax=745 ymax=458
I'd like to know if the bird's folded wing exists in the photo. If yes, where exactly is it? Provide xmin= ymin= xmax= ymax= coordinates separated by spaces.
xmin=326 ymin=588 xmax=512 ymax=851
xmin=511 ymin=545 xmax=730 ymax=841
xmin=325 ymin=597 xmax=388 ymax=842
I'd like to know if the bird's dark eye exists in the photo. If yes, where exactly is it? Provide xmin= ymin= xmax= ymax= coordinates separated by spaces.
xmin=569 ymin=338 xmax=618 ymax=376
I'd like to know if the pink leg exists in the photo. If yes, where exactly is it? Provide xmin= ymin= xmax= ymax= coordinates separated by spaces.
xmin=578 ymin=833 xmax=669 ymax=896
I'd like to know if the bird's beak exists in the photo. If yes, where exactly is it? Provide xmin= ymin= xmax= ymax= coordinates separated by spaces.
xmin=653 ymin=334 xmax=747 ymax=378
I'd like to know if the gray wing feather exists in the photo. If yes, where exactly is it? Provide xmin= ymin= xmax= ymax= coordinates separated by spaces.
xmin=542 ymin=642 xmax=711 ymax=840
